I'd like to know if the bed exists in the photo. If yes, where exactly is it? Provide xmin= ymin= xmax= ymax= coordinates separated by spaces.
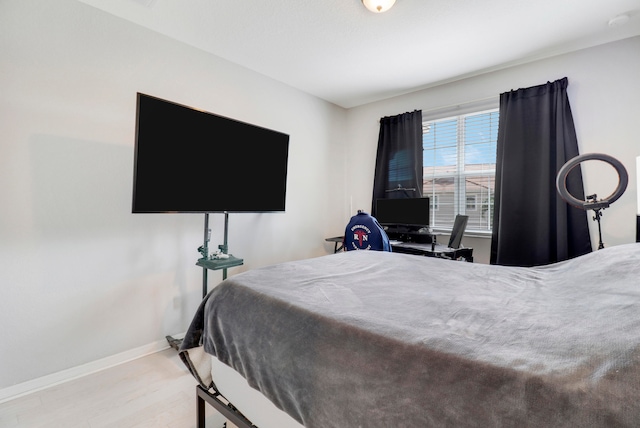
xmin=180 ymin=243 xmax=640 ymax=427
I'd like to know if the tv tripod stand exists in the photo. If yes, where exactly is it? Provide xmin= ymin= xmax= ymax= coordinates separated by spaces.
xmin=167 ymin=212 xmax=243 ymax=350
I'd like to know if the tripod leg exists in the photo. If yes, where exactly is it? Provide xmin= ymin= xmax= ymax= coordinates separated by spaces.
xmin=593 ymin=209 xmax=604 ymax=250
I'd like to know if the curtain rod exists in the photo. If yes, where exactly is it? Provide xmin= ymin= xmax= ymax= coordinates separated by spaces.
xmin=420 ymin=95 xmax=499 ymax=117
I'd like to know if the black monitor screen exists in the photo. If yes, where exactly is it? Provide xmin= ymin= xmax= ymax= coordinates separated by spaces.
xmin=132 ymin=93 xmax=290 ymax=213
xmin=375 ymin=197 xmax=430 ymax=227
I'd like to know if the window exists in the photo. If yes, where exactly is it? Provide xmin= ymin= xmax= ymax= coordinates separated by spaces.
xmin=422 ymin=108 xmax=498 ymax=232
xmin=431 ymin=194 xmax=439 ymax=211
xmin=466 ymin=195 xmax=477 ymax=211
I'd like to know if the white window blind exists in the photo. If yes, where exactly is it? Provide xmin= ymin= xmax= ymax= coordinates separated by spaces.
xmin=423 ymin=109 xmax=498 ymax=232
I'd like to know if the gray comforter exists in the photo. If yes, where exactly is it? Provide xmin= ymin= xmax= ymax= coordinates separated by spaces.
xmin=180 ymin=243 xmax=640 ymax=427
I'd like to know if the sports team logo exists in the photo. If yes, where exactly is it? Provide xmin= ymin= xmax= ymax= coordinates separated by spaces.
xmin=350 ymin=224 xmax=372 ymax=250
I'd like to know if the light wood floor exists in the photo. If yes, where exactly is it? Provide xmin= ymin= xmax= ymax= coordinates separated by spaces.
xmin=0 ymin=348 xmax=233 ymax=428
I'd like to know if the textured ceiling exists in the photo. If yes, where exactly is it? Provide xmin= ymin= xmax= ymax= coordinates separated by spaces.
xmin=78 ymin=0 xmax=640 ymax=108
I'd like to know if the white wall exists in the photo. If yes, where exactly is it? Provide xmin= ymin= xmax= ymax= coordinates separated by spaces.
xmin=0 ymin=0 xmax=347 ymax=394
xmin=346 ymin=37 xmax=640 ymax=263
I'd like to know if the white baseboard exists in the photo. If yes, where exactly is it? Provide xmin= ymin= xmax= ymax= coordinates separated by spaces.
xmin=0 ymin=334 xmax=184 ymax=404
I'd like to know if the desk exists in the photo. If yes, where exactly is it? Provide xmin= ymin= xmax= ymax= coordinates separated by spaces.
xmin=391 ymin=242 xmax=473 ymax=262
xmin=325 ymin=236 xmax=472 ymax=262
xmin=325 ymin=236 xmax=344 ymax=253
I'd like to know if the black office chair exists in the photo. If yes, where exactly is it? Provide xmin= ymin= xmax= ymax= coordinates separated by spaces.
xmin=447 ymin=215 xmax=469 ymax=249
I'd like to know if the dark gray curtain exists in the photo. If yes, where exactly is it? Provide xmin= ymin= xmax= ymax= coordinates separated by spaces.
xmin=371 ymin=110 xmax=423 ymax=213
xmin=490 ymin=78 xmax=591 ymax=267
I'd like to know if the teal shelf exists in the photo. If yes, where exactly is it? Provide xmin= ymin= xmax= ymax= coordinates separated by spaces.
xmin=196 ymin=255 xmax=244 ymax=271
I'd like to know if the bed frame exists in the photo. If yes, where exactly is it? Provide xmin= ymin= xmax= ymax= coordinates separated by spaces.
xmin=196 ymin=385 xmax=255 ymax=428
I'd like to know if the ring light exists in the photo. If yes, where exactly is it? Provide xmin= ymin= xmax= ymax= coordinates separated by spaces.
xmin=556 ymin=153 xmax=628 ymax=209
xmin=556 ymin=153 xmax=628 ymax=249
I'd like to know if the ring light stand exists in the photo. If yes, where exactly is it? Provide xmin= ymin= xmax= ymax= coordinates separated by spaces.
xmin=556 ymin=153 xmax=628 ymax=250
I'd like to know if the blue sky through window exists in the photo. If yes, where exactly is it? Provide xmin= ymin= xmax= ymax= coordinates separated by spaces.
xmin=423 ymin=111 xmax=498 ymax=167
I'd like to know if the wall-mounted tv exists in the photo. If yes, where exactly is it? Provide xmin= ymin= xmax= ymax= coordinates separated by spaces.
xmin=375 ymin=197 xmax=430 ymax=227
xmin=132 ymin=93 xmax=289 ymax=213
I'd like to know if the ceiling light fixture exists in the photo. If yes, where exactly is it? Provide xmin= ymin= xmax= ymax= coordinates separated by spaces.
xmin=362 ymin=0 xmax=396 ymax=13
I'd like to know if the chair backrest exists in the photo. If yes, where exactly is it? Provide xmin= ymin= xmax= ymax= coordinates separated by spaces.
xmin=344 ymin=211 xmax=392 ymax=252
xmin=448 ymin=215 xmax=469 ymax=249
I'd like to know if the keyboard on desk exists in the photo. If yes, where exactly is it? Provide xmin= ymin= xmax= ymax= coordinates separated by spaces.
xmin=393 ymin=242 xmax=451 ymax=252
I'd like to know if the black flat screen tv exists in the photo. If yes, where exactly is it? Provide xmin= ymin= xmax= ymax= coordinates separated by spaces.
xmin=375 ymin=197 xmax=430 ymax=228
xmin=132 ymin=93 xmax=289 ymax=213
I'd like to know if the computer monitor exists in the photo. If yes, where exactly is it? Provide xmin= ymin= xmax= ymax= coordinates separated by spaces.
xmin=374 ymin=197 xmax=430 ymax=228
